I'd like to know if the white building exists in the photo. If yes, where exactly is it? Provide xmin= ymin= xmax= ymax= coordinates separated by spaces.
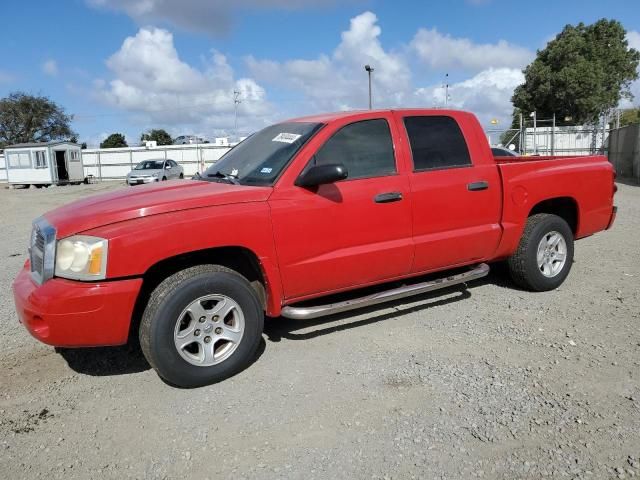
xmin=4 ymin=141 xmax=84 ymax=187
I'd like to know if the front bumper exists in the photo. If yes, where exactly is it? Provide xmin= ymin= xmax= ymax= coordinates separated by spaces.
xmin=127 ymin=177 xmax=158 ymax=185
xmin=12 ymin=263 xmax=142 ymax=347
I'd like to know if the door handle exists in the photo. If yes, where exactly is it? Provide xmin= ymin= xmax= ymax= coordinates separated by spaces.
xmin=374 ymin=192 xmax=403 ymax=203
xmin=467 ymin=181 xmax=489 ymax=191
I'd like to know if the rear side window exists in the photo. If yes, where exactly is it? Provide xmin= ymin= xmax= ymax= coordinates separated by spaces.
xmin=404 ymin=116 xmax=472 ymax=171
xmin=313 ymin=119 xmax=396 ymax=180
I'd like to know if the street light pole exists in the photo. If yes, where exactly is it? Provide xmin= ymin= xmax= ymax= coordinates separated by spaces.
xmin=364 ymin=64 xmax=374 ymax=110
xmin=233 ymin=90 xmax=241 ymax=137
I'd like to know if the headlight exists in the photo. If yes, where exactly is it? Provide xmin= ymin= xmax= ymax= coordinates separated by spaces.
xmin=152 ymin=172 xmax=160 ymax=177
xmin=55 ymin=236 xmax=108 ymax=280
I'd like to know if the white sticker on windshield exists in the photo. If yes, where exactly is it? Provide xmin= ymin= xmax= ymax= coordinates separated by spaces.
xmin=260 ymin=167 xmax=273 ymax=174
xmin=272 ymin=133 xmax=302 ymax=144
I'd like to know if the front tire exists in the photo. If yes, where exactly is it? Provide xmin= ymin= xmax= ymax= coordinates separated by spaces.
xmin=507 ymin=213 xmax=574 ymax=291
xmin=139 ymin=265 xmax=264 ymax=387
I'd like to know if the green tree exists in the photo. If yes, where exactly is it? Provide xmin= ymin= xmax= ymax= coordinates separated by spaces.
xmin=511 ymin=19 xmax=640 ymax=126
xmin=100 ymin=133 xmax=128 ymax=149
xmin=0 ymin=91 xmax=76 ymax=148
xmin=140 ymin=129 xmax=173 ymax=145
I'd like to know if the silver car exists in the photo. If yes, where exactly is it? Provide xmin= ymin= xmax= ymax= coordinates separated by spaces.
xmin=127 ymin=159 xmax=184 ymax=185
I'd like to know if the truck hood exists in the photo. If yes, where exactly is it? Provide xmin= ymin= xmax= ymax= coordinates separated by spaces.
xmin=45 ymin=180 xmax=272 ymax=238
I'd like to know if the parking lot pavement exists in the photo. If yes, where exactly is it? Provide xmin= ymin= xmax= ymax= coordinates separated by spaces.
xmin=0 ymin=181 xmax=639 ymax=479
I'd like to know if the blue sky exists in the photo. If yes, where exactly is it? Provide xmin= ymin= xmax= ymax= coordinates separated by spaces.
xmin=1 ymin=0 xmax=639 ymax=146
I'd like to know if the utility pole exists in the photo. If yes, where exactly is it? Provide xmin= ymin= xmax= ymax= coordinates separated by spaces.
xmin=530 ymin=111 xmax=537 ymax=155
xmin=519 ymin=112 xmax=524 ymax=155
xmin=233 ymin=90 xmax=241 ymax=137
xmin=551 ymin=112 xmax=556 ymax=156
xmin=364 ymin=65 xmax=374 ymax=110
xmin=444 ymin=73 xmax=449 ymax=107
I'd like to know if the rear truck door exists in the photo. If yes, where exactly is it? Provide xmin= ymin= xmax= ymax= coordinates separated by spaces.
xmin=269 ymin=113 xmax=414 ymax=301
xmin=392 ymin=110 xmax=502 ymax=273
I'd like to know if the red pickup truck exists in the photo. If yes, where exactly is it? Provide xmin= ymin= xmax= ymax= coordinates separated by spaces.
xmin=13 ymin=109 xmax=616 ymax=387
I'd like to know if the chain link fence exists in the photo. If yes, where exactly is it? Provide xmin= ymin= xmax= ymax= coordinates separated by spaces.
xmin=485 ymin=122 xmax=608 ymax=156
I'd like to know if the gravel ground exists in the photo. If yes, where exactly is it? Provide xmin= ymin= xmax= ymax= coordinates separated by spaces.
xmin=0 ymin=181 xmax=639 ymax=480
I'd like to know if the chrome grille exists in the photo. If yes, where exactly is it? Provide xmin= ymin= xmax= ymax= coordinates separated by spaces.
xmin=30 ymin=226 xmax=45 ymax=280
xmin=29 ymin=218 xmax=56 ymax=284
xmin=34 ymin=228 xmax=45 ymax=251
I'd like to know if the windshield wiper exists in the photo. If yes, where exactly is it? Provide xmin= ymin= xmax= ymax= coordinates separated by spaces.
xmin=207 ymin=170 xmax=240 ymax=185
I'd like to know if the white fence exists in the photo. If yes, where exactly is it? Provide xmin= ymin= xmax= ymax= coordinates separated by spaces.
xmin=0 ymin=144 xmax=232 ymax=183
xmin=523 ymin=126 xmax=608 ymax=156
xmin=82 ymin=144 xmax=231 ymax=180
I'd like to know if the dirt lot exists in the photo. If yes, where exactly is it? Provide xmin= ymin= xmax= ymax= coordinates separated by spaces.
xmin=0 ymin=181 xmax=639 ymax=480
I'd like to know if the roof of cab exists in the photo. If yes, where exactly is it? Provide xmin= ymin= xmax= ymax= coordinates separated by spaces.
xmin=284 ymin=108 xmax=466 ymax=124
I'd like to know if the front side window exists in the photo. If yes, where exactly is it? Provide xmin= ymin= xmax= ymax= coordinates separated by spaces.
xmin=311 ymin=119 xmax=396 ymax=180
xmin=404 ymin=116 xmax=471 ymax=171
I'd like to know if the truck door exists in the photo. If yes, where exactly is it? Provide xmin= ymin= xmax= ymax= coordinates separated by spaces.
xmin=394 ymin=112 xmax=502 ymax=273
xmin=269 ymin=115 xmax=413 ymax=300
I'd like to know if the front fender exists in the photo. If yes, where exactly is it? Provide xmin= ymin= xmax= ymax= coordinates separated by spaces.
xmin=83 ymin=203 xmax=284 ymax=317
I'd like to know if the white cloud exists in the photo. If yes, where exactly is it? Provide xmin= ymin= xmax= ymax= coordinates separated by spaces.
xmin=628 ymin=30 xmax=640 ymax=51
xmin=247 ymin=11 xmax=411 ymax=112
xmin=42 ymin=59 xmax=58 ymax=77
xmin=95 ymin=27 xmax=272 ymax=134
xmin=414 ymin=68 xmax=525 ymax=126
xmin=92 ymin=12 xmax=533 ymax=138
xmin=410 ymin=28 xmax=533 ymax=71
xmin=87 ymin=0 xmax=334 ymax=35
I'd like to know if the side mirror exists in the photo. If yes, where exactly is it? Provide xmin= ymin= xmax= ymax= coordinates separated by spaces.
xmin=295 ymin=163 xmax=348 ymax=187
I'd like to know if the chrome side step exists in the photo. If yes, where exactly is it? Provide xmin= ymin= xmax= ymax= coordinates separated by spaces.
xmin=281 ymin=263 xmax=490 ymax=320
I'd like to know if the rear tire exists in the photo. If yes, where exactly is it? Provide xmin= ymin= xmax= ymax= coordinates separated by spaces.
xmin=139 ymin=265 xmax=264 ymax=387
xmin=507 ymin=213 xmax=574 ymax=292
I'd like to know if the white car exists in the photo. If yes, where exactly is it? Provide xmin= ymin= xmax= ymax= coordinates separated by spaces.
xmin=126 ymin=159 xmax=184 ymax=185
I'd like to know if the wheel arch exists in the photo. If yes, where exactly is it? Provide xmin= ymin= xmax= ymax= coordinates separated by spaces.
xmin=527 ymin=196 xmax=579 ymax=234
xmin=128 ymin=246 xmax=270 ymax=343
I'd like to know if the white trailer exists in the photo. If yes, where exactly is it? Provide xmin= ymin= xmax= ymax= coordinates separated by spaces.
xmin=4 ymin=141 xmax=84 ymax=187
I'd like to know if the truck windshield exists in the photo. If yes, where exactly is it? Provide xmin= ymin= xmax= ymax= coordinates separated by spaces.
xmin=201 ymin=122 xmax=323 ymax=186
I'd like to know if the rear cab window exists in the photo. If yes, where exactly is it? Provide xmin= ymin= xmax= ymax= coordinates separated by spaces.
xmin=309 ymin=118 xmax=396 ymax=180
xmin=403 ymin=116 xmax=472 ymax=171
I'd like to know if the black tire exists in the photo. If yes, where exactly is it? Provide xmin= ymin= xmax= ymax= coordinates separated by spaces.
xmin=139 ymin=265 xmax=264 ymax=388
xmin=507 ymin=213 xmax=574 ymax=291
